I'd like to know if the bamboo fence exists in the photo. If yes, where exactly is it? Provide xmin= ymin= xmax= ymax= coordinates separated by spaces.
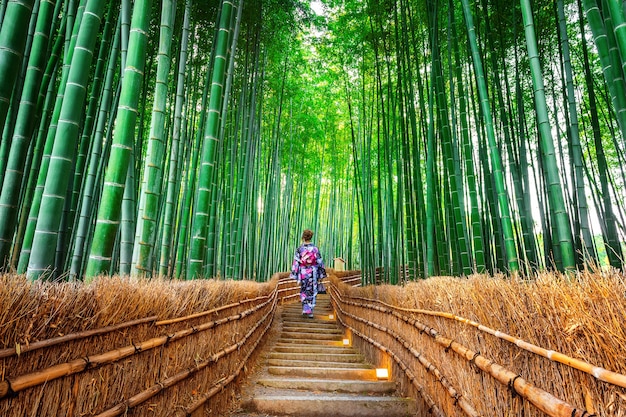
xmin=329 ymin=269 xmax=626 ymax=417
xmin=0 ymin=273 xmax=279 ymax=417
xmin=0 ymin=270 xmax=363 ymax=416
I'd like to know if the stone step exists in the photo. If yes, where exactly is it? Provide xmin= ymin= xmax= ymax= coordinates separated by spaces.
xmin=276 ymin=338 xmax=343 ymax=346
xmin=268 ymin=352 xmax=363 ymax=363
xmin=244 ymin=393 xmax=416 ymax=417
xmin=282 ymin=318 xmax=337 ymax=326
xmin=281 ymin=313 xmax=333 ymax=321
xmin=273 ymin=343 xmax=355 ymax=353
xmin=256 ymin=377 xmax=397 ymax=394
xmin=282 ymin=325 xmax=341 ymax=334
xmin=266 ymin=358 xmax=367 ymax=368
xmin=280 ymin=331 xmax=342 ymax=341
xmin=268 ymin=366 xmax=377 ymax=380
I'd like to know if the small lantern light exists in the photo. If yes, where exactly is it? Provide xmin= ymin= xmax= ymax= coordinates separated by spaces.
xmin=376 ymin=368 xmax=389 ymax=380
xmin=342 ymin=338 xmax=350 ymax=346
xmin=329 ymin=313 xmax=334 ymax=320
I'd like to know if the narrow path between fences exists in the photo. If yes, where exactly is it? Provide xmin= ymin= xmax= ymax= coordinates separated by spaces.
xmin=229 ymin=293 xmax=416 ymax=417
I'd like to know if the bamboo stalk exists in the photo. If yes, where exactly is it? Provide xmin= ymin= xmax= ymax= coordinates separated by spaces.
xmin=348 ymin=293 xmax=626 ymax=389
xmin=0 ymin=316 xmax=158 ymax=359
xmin=0 ymin=295 xmax=275 ymax=399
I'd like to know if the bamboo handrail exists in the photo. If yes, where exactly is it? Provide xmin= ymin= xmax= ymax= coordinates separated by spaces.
xmin=0 ymin=315 xmax=158 ymax=359
xmin=345 ymin=292 xmax=626 ymax=389
xmin=332 ymin=290 xmax=593 ymax=417
xmin=331 ymin=291 xmax=481 ymax=417
xmin=182 ymin=296 xmax=277 ymax=415
xmin=340 ymin=317 xmax=446 ymax=417
xmin=0 ymin=294 xmax=274 ymax=399
xmin=155 ymin=289 xmax=276 ymax=326
xmin=95 ymin=296 xmax=276 ymax=417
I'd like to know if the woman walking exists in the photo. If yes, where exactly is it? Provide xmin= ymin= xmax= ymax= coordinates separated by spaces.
xmin=289 ymin=229 xmax=326 ymax=318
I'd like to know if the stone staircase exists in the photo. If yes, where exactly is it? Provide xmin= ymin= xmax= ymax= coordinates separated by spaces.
xmin=230 ymin=294 xmax=416 ymax=417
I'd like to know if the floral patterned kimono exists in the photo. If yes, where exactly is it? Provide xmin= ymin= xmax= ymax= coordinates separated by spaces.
xmin=289 ymin=243 xmax=327 ymax=316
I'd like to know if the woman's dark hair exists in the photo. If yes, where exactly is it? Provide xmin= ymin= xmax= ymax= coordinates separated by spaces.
xmin=302 ymin=229 xmax=314 ymax=241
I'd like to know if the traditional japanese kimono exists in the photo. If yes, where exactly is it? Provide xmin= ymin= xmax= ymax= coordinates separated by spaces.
xmin=289 ymin=242 xmax=327 ymax=316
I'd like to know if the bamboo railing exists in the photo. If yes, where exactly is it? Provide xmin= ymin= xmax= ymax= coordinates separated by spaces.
xmin=0 ymin=289 xmax=276 ymax=399
xmin=328 ymin=271 xmax=605 ymax=417
xmin=364 ymin=297 xmax=626 ymax=389
xmin=0 ymin=274 xmax=279 ymax=417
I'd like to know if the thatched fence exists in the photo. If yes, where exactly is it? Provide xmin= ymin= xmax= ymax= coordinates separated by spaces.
xmin=0 ymin=273 xmax=283 ymax=417
xmin=0 ymin=271 xmax=358 ymax=416
xmin=329 ymin=269 xmax=626 ymax=417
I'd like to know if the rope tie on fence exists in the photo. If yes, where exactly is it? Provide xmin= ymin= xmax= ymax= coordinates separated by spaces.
xmin=508 ymin=374 xmax=521 ymax=398
xmin=470 ymin=351 xmax=480 ymax=373
xmin=132 ymin=341 xmax=141 ymax=354
xmin=165 ymin=334 xmax=173 ymax=345
xmin=191 ymin=325 xmax=198 ymax=334
xmin=83 ymin=356 xmax=92 ymax=369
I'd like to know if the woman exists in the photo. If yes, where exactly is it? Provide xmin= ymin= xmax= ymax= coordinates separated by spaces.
xmin=289 ymin=229 xmax=327 ymax=318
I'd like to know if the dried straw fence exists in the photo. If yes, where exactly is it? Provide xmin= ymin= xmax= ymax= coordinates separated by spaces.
xmin=329 ymin=269 xmax=626 ymax=417
xmin=0 ymin=271 xmax=358 ymax=416
xmin=0 ymin=273 xmax=287 ymax=417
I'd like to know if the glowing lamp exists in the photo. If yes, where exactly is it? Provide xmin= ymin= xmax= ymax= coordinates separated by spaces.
xmin=329 ymin=314 xmax=334 ymax=320
xmin=376 ymin=368 xmax=389 ymax=380
xmin=342 ymin=338 xmax=350 ymax=346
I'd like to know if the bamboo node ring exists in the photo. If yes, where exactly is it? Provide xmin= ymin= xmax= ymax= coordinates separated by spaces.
xmin=1 ymin=378 xmax=16 ymax=399
xmin=508 ymin=375 xmax=522 ymax=398
xmin=445 ymin=339 xmax=454 ymax=352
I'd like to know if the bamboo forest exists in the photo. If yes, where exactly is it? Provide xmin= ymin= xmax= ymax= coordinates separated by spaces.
xmin=0 ymin=0 xmax=624 ymax=283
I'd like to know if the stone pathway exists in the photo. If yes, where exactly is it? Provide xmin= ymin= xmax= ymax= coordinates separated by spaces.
xmin=229 ymin=294 xmax=416 ymax=417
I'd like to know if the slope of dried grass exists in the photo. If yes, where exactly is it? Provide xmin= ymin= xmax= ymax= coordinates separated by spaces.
xmin=336 ymin=269 xmax=626 ymax=416
xmin=0 ymin=273 xmax=276 ymax=417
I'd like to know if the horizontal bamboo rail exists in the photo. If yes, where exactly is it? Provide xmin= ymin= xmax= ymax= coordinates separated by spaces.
xmin=342 ymin=319 xmax=446 ymax=417
xmin=0 ymin=293 xmax=275 ymax=399
xmin=277 ymin=271 xmax=360 ymax=304
xmin=348 ymin=294 xmax=626 ymax=390
xmin=156 ymin=291 xmax=274 ymax=325
xmin=330 ymin=290 xmax=480 ymax=417
xmin=181 ymin=298 xmax=276 ymax=416
xmin=96 ymin=296 xmax=276 ymax=417
xmin=0 ymin=315 xmax=158 ymax=359
xmin=333 ymin=290 xmax=594 ymax=417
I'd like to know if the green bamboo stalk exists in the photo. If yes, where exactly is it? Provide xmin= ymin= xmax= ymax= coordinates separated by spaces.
xmin=520 ymin=0 xmax=576 ymax=272
xmin=0 ymin=0 xmax=54 ymax=268
xmin=160 ymin=0 xmax=191 ymax=277
xmin=27 ymin=0 xmax=106 ymax=280
xmin=85 ymin=0 xmax=153 ymax=279
xmin=0 ymin=0 xmax=35 ymax=145
xmin=132 ymin=0 xmax=177 ymax=276
xmin=188 ymin=0 xmax=236 ymax=279
xmin=460 ymin=0 xmax=519 ymax=273
xmin=69 ymin=19 xmax=121 ymax=279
